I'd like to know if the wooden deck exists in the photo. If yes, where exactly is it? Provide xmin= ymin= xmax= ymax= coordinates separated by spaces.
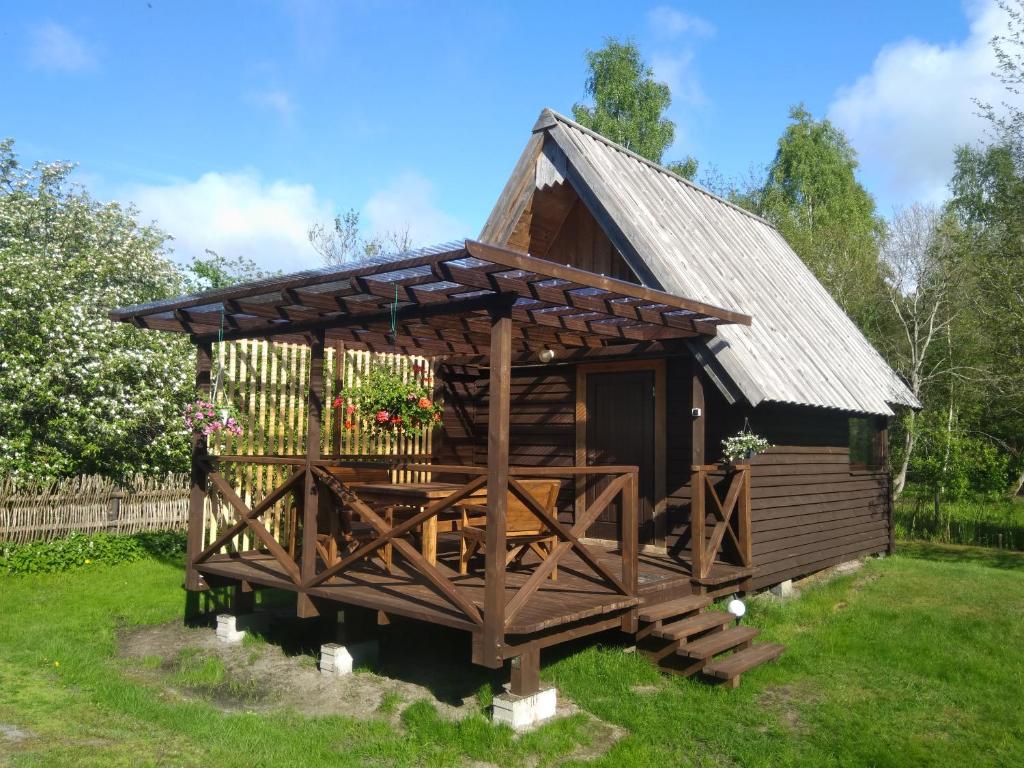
xmin=196 ymin=535 xmax=747 ymax=638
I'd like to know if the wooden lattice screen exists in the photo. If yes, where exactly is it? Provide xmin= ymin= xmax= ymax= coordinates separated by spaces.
xmin=203 ymin=341 xmax=434 ymax=552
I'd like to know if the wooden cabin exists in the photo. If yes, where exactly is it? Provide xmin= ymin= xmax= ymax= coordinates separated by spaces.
xmin=109 ymin=109 xmax=917 ymax=697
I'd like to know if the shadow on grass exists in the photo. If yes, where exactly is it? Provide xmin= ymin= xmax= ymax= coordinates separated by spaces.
xmin=183 ymin=585 xmax=635 ymax=709
xmin=897 ymin=540 xmax=1024 ymax=571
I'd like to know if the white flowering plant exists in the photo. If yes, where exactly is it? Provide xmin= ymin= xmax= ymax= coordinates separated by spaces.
xmin=722 ymin=430 xmax=771 ymax=462
xmin=0 ymin=139 xmax=194 ymax=481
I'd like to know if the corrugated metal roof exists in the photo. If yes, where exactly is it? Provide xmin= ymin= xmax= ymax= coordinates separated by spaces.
xmin=507 ymin=109 xmax=919 ymax=416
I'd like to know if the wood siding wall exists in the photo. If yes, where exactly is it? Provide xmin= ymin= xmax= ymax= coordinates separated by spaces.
xmin=543 ymin=197 xmax=637 ymax=282
xmin=434 ymin=357 xmax=892 ymax=591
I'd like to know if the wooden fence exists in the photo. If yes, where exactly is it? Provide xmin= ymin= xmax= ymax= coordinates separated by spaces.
xmin=203 ymin=341 xmax=435 ymax=552
xmin=0 ymin=341 xmax=433 ymax=548
xmin=0 ymin=474 xmax=189 ymax=545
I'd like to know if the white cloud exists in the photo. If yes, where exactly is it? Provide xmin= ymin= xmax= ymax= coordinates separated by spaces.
xmin=247 ymin=88 xmax=297 ymax=120
xmin=828 ymin=0 xmax=1024 ymax=207
xmin=27 ymin=21 xmax=97 ymax=73
xmin=647 ymin=6 xmax=715 ymax=38
xmin=125 ymin=169 xmax=466 ymax=273
xmin=363 ymin=172 xmax=467 ymax=247
xmin=127 ymin=171 xmax=333 ymax=271
xmin=645 ymin=6 xmax=713 ymax=152
xmin=651 ymin=49 xmax=706 ymax=108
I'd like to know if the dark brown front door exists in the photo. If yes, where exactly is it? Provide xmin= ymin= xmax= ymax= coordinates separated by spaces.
xmin=585 ymin=370 xmax=656 ymax=544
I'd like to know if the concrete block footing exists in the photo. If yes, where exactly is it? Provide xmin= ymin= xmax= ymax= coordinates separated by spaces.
xmin=770 ymin=579 xmax=794 ymax=598
xmin=492 ymin=687 xmax=557 ymax=730
xmin=215 ymin=613 xmax=268 ymax=644
xmin=319 ymin=643 xmax=354 ymax=676
xmin=319 ymin=640 xmax=378 ymax=675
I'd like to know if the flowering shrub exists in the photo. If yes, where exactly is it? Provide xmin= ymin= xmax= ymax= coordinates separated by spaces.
xmin=722 ymin=430 xmax=771 ymax=462
xmin=0 ymin=139 xmax=193 ymax=481
xmin=334 ymin=362 xmax=441 ymax=437
xmin=183 ymin=398 xmax=243 ymax=439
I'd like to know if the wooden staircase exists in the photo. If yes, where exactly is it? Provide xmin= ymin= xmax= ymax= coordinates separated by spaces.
xmin=635 ymin=595 xmax=784 ymax=687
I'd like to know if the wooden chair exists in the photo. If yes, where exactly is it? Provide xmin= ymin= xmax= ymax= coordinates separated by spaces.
xmin=308 ymin=466 xmax=394 ymax=573
xmin=458 ymin=479 xmax=561 ymax=579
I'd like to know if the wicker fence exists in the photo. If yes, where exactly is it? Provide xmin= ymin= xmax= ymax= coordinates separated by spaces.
xmin=0 ymin=474 xmax=189 ymax=545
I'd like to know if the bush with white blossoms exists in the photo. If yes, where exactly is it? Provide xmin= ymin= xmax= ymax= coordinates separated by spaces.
xmin=0 ymin=139 xmax=194 ymax=481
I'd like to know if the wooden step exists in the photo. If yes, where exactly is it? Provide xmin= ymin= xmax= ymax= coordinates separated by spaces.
xmin=678 ymin=626 xmax=759 ymax=660
xmin=703 ymin=643 xmax=786 ymax=680
xmin=638 ymin=594 xmax=713 ymax=623
xmin=652 ymin=610 xmax=734 ymax=641
xmin=691 ymin=565 xmax=755 ymax=587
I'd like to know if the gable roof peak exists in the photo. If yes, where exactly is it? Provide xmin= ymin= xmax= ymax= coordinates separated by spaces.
xmin=533 ymin=107 xmax=776 ymax=229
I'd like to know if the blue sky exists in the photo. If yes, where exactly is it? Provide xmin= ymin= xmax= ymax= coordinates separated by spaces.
xmin=2 ymin=1 xmax=1017 ymax=270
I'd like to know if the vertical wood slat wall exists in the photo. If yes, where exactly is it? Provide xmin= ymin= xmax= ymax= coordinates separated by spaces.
xmin=203 ymin=341 xmax=434 ymax=552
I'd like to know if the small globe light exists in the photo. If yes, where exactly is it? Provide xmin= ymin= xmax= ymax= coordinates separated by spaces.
xmin=727 ymin=598 xmax=746 ymax=618
xmin=538 ymin=347 xmax=556 ymax=363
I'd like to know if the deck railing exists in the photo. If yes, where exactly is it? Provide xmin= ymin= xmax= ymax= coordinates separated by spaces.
xmin=689 ymin=463 xmax=752 ymax=580
xmin=191 ymin=456 xmax=640 ymax=641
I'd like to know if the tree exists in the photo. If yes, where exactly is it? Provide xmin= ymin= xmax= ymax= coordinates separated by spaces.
xmin=573 ymin=38 xmax=697 ymax=176
xmin=757 ymin=105 xmax=890 ymax=337
xmin=308 ymin=208 xmax=412 ymax=267
xmin=182 ymin=250 xmax=274 ymax=293
xmin=881 ymin=205 xmax=963 ymax=498
xmin=978 ymin=1 xmax=1024 ymax=155
xmin=948 ymin=142 xmax=1024 ymax=494
xmin=0 ymin=139 xmax=192 ymax=481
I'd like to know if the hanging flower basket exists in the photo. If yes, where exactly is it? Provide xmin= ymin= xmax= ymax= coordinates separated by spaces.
xmin=184 ymin=398 xmax=244 ymax=439
xmin=721 ymin=428 xmax=770 ymax=464
xmin=335 ymin=362 xmax=442 ymax=437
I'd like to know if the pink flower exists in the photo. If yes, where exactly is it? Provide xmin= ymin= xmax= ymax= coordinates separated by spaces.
xmin=376 ymin=410 xmax=389 ymax=424
xmin=346 ymin=404 xmax=356 ymax=415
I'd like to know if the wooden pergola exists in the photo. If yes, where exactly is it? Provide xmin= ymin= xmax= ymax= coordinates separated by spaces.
xmin=111 ymin=239 xmax=751 ymax=684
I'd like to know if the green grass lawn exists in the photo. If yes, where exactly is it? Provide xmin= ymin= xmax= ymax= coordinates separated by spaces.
xmin=1 ymin=543 xmax=1022 ymax=767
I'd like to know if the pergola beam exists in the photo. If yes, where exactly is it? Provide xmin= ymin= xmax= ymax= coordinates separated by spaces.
xmin=111 ymin=241 xmax=751 ymax=350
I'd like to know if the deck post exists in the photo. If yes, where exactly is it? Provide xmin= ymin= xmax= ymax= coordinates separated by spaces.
xmin=185 ymin=340 xmax=212 ymax=592
xmin=299 ymin=331 xmax=325 ymax=618
xmin=621 ymin=470 xmax=640 ymax=632
xmin=691 ymin=362 xmax=706 ymax=581
xmin=482 ymin=306 xmax=513 ymax=668
xmin=691 ymin=361 xmax=705 ymax=466
xmin=510 ymin=645 xmax=540 ymax=696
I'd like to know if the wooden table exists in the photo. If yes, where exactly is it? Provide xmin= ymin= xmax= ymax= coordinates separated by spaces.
xmin=349 ymin=481 xmax=485 ymax=565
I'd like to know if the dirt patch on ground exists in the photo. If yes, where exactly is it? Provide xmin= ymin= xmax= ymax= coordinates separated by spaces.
xmin=629 ymin=683 xmax=662 ymax=695
xmin=116 ymin=613 xmax=625 ymax=760
xmin=756 ymin=682 xmax=820 ymax=734
xmin=0 ymin=724 xmax=35 ymax=743
xmin=120 ymin=618 xmax=482 ymax=720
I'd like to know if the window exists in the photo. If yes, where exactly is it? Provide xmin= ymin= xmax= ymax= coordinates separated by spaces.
xmin=849 ymin=417 xmax=883 ymax=468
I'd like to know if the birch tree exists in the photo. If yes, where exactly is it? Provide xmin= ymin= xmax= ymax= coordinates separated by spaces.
xmin=881 ymin=205 xmax=961 ymax=498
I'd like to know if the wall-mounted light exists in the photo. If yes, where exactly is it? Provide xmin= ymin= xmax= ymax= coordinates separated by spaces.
xmin=538 ymin=347 xmax=556 ymax=363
